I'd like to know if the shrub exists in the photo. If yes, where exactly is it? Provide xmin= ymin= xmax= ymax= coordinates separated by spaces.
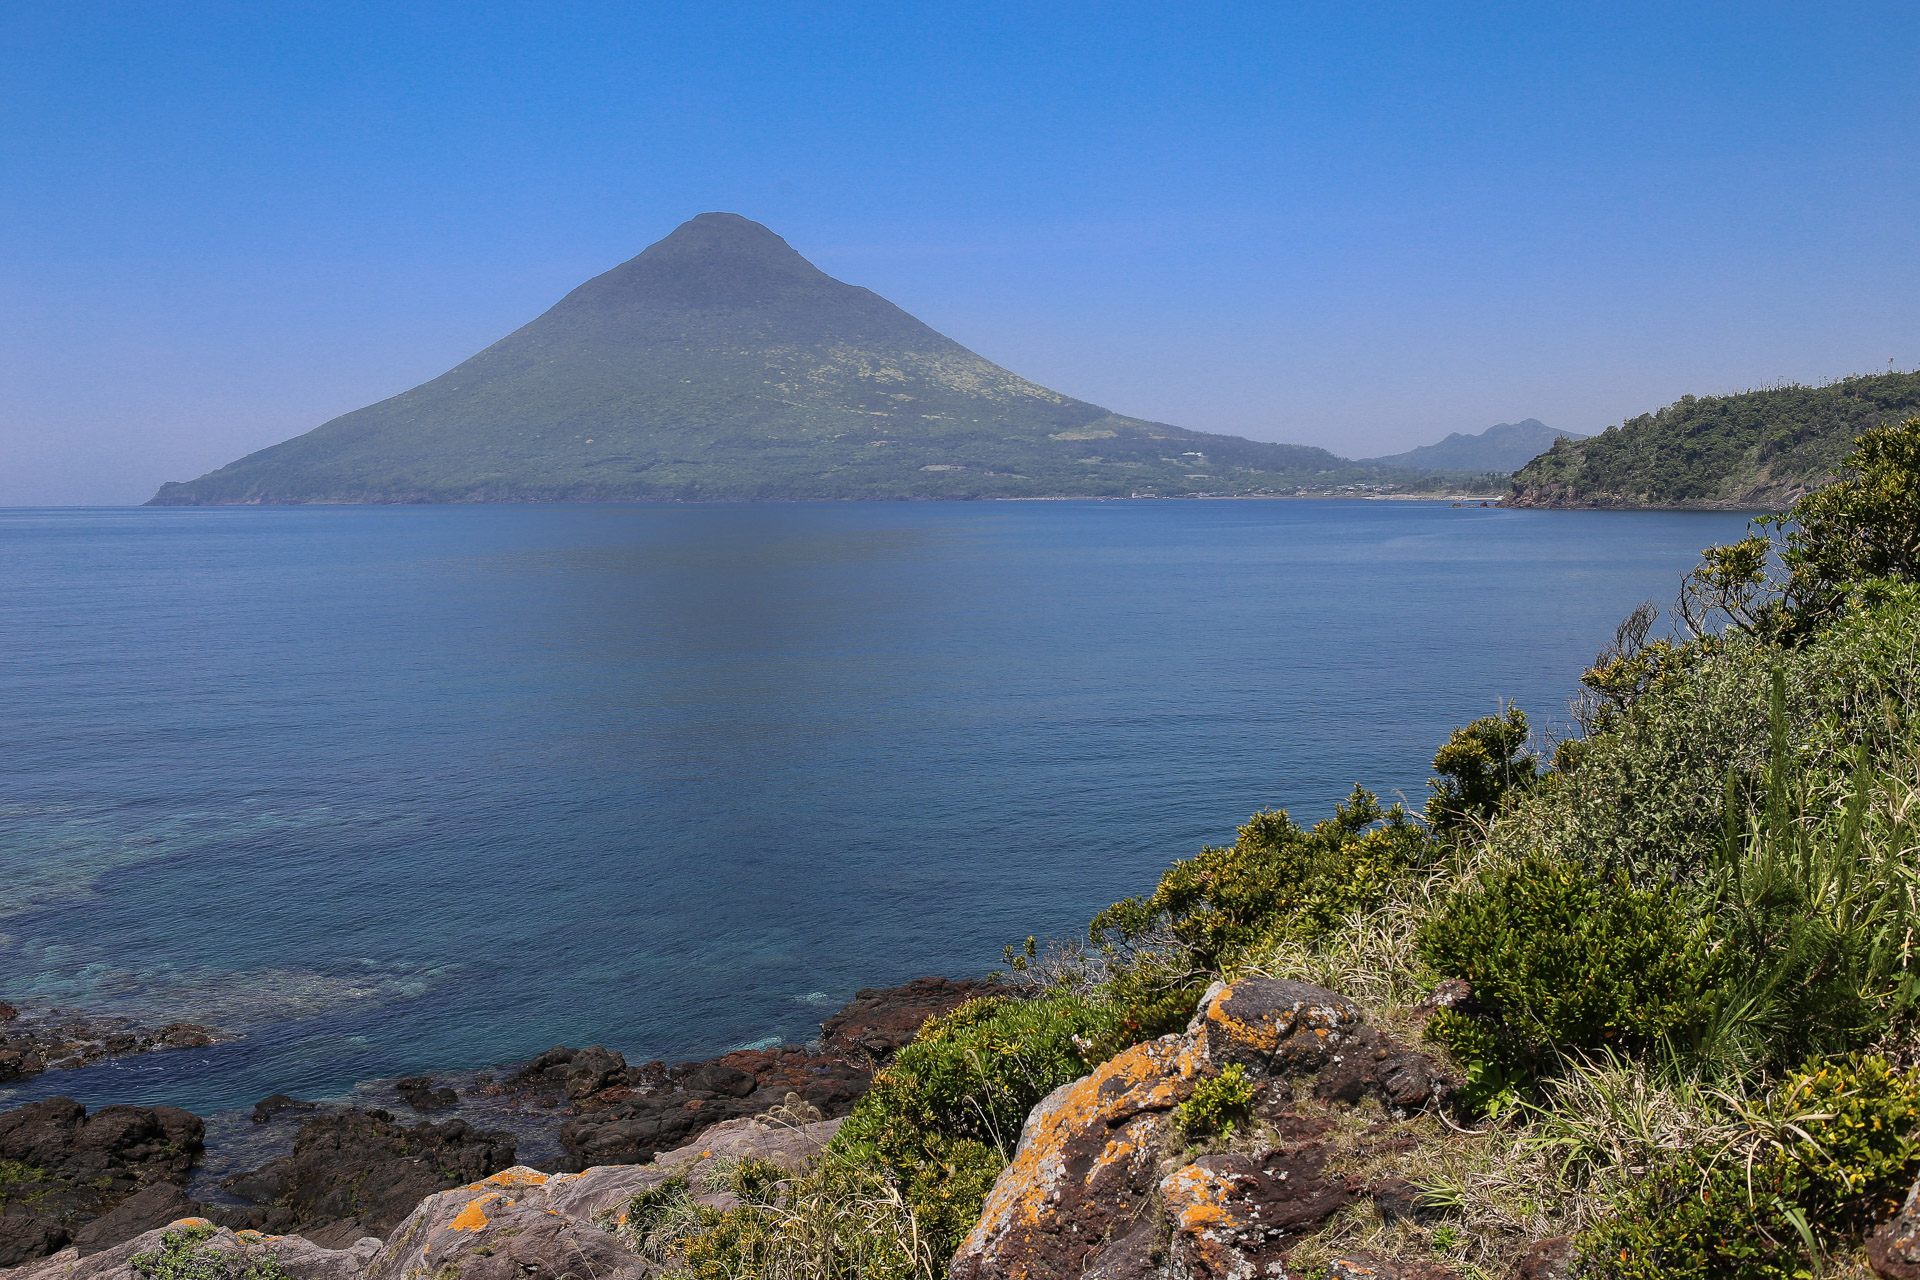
xmin=1415 ymin=855 xmax=1725 ymax=1084
xmin=830 ymin=991 xmax=1153 ymax=1254
xmin=1675 ymin=415 xmax=1920 ymax=640
xmin=1580 ymin=1055 xmax=1920 ymax=1279
xmin=1172 ymin=1063 xmax=1255 ymax=1139
xmin=1426 ymin=706 xmax=1540 ymax=835
xmin=1091 ymin=786 xmax=1433 ymax=970
xmin=1491 ymin=582 xmax=1920 ymax=888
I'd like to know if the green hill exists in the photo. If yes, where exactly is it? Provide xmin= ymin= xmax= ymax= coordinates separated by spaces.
xmin=1362 ymin=418 xmax=1586 ymax=472
xmin=149 ymin=214 xmax=1409 ymax=504
xmin=1505 ymin=370 xmax=1920 ymax=509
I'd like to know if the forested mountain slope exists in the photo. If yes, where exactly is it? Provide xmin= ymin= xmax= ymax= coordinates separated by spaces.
xmin=1505 ymin=369 xmax=1920 ymax=509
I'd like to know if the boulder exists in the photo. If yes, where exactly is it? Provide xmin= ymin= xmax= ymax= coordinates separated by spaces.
xmin=221 ymin=1109 xmax=515 ymax=1243
xmin=819 ymin=976 xmax=1001 ymax=1064
xmin=71 ymin=1186 xmax=200 ymax=1255
xmin=1162 ymin=1146 xmax=1356 ymax=1280
xmin=367 ymin=1171 xmax=647 ymax=1280
xmin=953 ymin=979 xmax=1454 ymax=1280
xmin=951 ymin=1034 xmax=1206 ymax=1280
xmin=364 ymin=1118 xmax=839 ymax=1280
xmin=0 ymin=1098 xmax=206 ymax=1264
xmin=1189 ymin=978 xmax=1361 ymax=1077
xmin=2 ymin=1219 xmax=381 ymax=1280
xmin=251 ymin=1094 xmax=318 ymax=1124
xmin=393 ymin=1077 xmax=457 ymax=1112
xmin=0 ymin=1220 xmax=71 ymax=1270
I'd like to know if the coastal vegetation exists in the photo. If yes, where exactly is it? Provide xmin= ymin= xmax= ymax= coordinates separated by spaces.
xmin=642 ymin=417 xmax=1920 ymax=1276
xmin=1507 ymin=369 xmax=1920 ymax=509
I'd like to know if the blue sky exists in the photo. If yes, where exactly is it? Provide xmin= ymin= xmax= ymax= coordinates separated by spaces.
xmin=4 ymin=1 xmax=1917 ymax=504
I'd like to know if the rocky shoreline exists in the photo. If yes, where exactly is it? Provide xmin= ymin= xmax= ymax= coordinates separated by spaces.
xmin=0 ymin=975 xmax=1552 ymax=1280
xmin=0 ymin=976 xmax=993 ymax=1268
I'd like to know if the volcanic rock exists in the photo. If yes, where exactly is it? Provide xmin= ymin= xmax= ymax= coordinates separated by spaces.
xmin=1162 ymin=1146 xmax=1357 ymax=1280
xmin=818 ymin=975 xmax=1001 ymax=1064
xmin=951 ymin=1035 xmax=1206 ymax=1280
xmin=4 ymin=1220 xmax=382 ymax=1280
xmin=220 ymin=1109 xmax=515 ymax=1245
xmin=0 ymin=1097 xmax=205 ymax=1265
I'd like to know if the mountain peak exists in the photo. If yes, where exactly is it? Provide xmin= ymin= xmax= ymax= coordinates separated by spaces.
xmin=562 ymin=212 xmax=832 ymax=313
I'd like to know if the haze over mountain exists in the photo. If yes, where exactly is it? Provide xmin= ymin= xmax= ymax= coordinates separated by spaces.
xmin=150 ymin=215 xmax=1423 ymax=504
xmin=1361 ymin=419 xmax=1586 ymax=473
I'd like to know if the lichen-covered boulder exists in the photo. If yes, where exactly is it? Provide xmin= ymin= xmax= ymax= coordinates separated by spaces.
xmin=365 ymin=1117 xmax=843 ymax=1280
xmin=1190 ymin=979 xmax=1361 ymax=1077
xmin=541 ymin=1115 xmax=843 ymax=1223
xmin=367 ymin=1169 xmax=648 ymax=1280
xmin=2 ymin=1218 xmax=379 ymax=1280
xmin=950 ymin=1035 xmax=1207 ymax=1280
xmin=1161 ymin=1145 xmax=1356 ymax=1280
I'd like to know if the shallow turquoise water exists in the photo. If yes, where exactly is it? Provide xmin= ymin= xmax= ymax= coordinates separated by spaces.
xmin=0 ymin=500 xmax=1751 ymax=1113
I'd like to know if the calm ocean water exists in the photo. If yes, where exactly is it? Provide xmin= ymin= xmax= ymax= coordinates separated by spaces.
xmin=0 ymin=500 xmax=1751 ymax=1115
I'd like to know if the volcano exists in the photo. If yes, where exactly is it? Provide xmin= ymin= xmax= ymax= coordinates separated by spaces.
xmin=149 ymin=214 xmax=1372 ymax=503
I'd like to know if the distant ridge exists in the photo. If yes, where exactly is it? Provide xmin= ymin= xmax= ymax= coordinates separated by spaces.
xmin=1361 ymin=419 xmax=1586 ymax=473
xmin=149 ymin=214 xmax=1415 ymax=504
xmin=1505 ymin=370 xmax=1920 ymax=509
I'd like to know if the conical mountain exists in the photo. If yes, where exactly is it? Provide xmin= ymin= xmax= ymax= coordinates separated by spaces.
xmin=150 ymin=214 xmax=1374 ymax=503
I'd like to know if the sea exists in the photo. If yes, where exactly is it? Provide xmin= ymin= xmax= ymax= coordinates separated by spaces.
xmin=0 ymin=499 xmax=1753 ymax=1120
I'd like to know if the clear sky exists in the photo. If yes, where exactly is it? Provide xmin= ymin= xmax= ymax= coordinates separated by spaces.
xmin=4 ymin=1 xmax=1917 ymax=505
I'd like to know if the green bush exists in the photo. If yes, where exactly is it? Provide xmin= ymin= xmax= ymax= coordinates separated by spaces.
xmin=829 ymin=992 xmax=1152 ymax=1254
xmin=1426 ymin=706 xmax=1539 ymax=836
xmin=1172 ymin=1063 xmax=1255 ymax=1139
xmin=1581 ymin=1055 xmax=1920 ymax=1279
xmin=1091 ymin=786 xmax=1432 ymax=970
xmin=1415 ymin=855 xmax=1725 ymax=1083
xmin=1492 ymin=583 xmax=1920 ymax=889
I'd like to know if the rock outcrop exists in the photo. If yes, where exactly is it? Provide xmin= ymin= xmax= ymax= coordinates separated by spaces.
xmin=218 ymin=1110 xmax=516 ymax=1246
xmin=0 ymin=1098 xmax=205 ymax=1265
xmin=819 ymin=976 xmax=1001 ymax=1064
xmin=519 ymin=1043 xmax=868 ymax=1170
xmin=1870 ymin=1175 xmax=1920 ymax=1278
xmin=953 ymin=978 xmax=1459 ymax=1280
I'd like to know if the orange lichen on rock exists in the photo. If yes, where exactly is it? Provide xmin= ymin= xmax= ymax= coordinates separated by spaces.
xmin=951 ymin=1036 xmax=1202 ymax=1280
xmin=480 ymin=1167 xmax=550 ymax=1188
xmin=447 ymin=1193 xmax=498 ymax=1232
